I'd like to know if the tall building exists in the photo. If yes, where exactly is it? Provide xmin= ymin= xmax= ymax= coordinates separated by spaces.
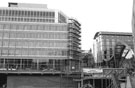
xmin=0 ymin=2 xmax=81 ymax=88
xmin=93 ymin=31 xmax=133 ymax=65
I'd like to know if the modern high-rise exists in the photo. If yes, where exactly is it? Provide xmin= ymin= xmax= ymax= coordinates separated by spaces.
xmin=0 ymin=2 xmax=81 ymax=88
xmin=93 ymin=31 xmax=133 ymax=64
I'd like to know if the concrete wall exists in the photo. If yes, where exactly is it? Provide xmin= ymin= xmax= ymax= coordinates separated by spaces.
xmin=7 ymin=75 xmax=77 ymax=88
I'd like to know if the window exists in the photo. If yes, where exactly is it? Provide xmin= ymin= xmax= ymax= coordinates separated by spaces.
xmin=3 ymin=40 xmax=9 ymax=46
xmin=14 ymin=10 xmax=18 ymax=16
xmin=22 ymin=11 xmax=24 ymax=17
xmin=21 ymin=49 xmax=28 ymax=56
xmin=28 ymin=11 xmax=31 ymax=17
xmin=2 ymin=49 xmax=8 ymax=55
xmin=10 ymin=10 xmax=13 ymax=16
xmin=2 ymin=10 xmax=6 ymax=16
xmin=9 ymin=41 xmax=16 ymax=46
xmin=0 ymin=32 xmax=3 ymax=38
xmin=34 ymin=11 xmax=36 ymax=17
xmin=31 ymin=25 xmax=37 ymax=30
xmin=5 ymin=10 xmax=9 ymax=16
xmin=18 ymin=25 xmax=24 ymax=30
xmin=0 ymin=10 xmax=2 ymax=15
xmin=31 ymin=11 xmax=34 ymax=17
xmin=15 ymin=49 xmax=21 ymax=56
xmin=3 ymin=32 xmax=9 ymax=38
xmin=25 ymin=11 xmax=28 ymax=17
xmin=8 ymin=49 xmax=15 ymax=55
xmin=37 ymin=11 xmax=40 ymax=17
xmin=18 ymin=11 xmax=21 ymax=16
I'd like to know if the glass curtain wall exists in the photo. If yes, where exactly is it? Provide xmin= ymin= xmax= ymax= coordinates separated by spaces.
xmin=0 ymin=9 xmax=55 ymax=23
xmin=0 ymin=58 xmax=68 ymax=71
xmin=0 ymin=23 xmax=73 ymax=71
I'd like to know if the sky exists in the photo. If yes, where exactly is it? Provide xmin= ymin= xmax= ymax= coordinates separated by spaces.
xmin=0 ymin=0 xmax=133 ymax=50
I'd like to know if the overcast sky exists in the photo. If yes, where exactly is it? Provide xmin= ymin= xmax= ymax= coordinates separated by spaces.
xmin=0 ymin=0 xmax=133 ymax=50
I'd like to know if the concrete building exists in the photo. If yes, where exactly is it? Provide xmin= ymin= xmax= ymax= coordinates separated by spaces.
xmin=0 ymin=2 xmax=81 ymax=88
xmin=93 ymin=31 xmax=133 ymax=65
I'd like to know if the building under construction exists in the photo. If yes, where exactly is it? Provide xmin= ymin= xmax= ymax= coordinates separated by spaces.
xmin=0 ymin=2 xmax=81 ymax=88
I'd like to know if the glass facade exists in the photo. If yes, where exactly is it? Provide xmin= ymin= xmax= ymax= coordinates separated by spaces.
xmin=0 ymin=6 xmax=81 ymax=72
xmin=0 ymin=9 xmax=55 ymax=23
xmin=93 ymin=32 xmax=133 ymax=64
xmin=0 ymin=59 xmax=67 ymax=71
xmin=0 ymin=8 xmax=67 ymax=23
xmin=0 ymin=23 xmax=68 ymax=57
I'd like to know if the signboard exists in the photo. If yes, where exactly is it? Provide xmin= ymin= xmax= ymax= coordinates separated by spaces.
xmin=83 ymin=68 xmax=103 ymax=73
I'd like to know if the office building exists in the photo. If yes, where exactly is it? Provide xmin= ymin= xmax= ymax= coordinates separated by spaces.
xmin=93 ymin=31 xmax=133 ymax=64
xmin=0 ymin=2 xmax=81 ymax=88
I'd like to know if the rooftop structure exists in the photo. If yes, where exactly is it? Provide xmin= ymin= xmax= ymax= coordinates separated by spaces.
xmin=8 ymin=2 xmax=48 ymax=8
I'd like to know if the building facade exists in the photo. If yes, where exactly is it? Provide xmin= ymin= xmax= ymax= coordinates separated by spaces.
xmin=0 ymin=2 xmax=82 ymax=88
xmin=0 ymin=3 xmax=81 ymax=72
xmin=93 ymin=31 xmax=133 ymax=64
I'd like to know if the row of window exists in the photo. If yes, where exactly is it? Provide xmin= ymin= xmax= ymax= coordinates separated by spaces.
xmin=0 ymin=10 xmax=55 ymax=18
xmin=0 ymin=48 xmax=68 ymax=56
xmin=100 ymin=35 xmax=132 ymax=38
xmin=0 ymin=24 xmax=68 ymax=31
xmin=0 ymin=59 xmax=67 ymax=71
xmin=0 ymin=40 xmax=68 ymax=47
xmin=0 ymin=32 xmax=68 ymax=39
xmin=97 ymin=39 xmax=133 ymax=45
xmin=100 ymin=39 xmax=133 ymax=43
xmin=99 ymin=41 xmax=133 ymax=49
xmin=96 ymin=35 xmax=132 ymax=42
xmin=100 ymin=42 xmax=133 ymax=47
xmin=0 ymin=58 xmax=79 ymax=71
xmin=0 ymin=17 xmax=55 ymax=23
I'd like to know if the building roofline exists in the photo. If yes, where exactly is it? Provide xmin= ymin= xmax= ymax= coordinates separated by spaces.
xmin=0 ymin=21 xmax=68 ymax=25
xmin=0 ymin=7 xmax=58 ymax=12
xmin=93 ymin=32 xmax=100 ymax=39
xmin=94 ymin=31 xmax=132 ymax=39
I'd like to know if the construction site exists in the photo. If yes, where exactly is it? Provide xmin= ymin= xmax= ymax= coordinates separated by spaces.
xmin=0 ymin=40 xmax=134 ymax=88
xmin=0 ymin=2 xmax=135 ymax=88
